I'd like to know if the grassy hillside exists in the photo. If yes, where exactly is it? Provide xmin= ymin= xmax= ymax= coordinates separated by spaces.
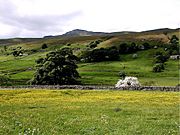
xmin=0 ymin=89 xmax=179 ymax=135
xmin=78 ymin=49 xmax=179 ymax=86
xmin=0 ymin=28 xmax=179 ymax=86
xmin=0 ymin=49 xmax=178 ymax=86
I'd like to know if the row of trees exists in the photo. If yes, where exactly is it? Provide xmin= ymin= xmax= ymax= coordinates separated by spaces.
xmin=80 ymin=47 xmax=119 ymax=62
xmin=79 ymin=41 xmax=154 ymax=62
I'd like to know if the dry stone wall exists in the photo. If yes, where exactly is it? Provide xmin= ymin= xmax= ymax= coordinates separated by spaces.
xmin=0 ymin=85 xmax=179 ymax=91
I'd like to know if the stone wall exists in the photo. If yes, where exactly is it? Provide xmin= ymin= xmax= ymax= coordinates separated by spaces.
xmin=0 ymin=85 xmax=179 ymax=91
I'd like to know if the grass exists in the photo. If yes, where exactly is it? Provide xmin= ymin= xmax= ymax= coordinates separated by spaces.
xmin=0 ymin=49 xmax=178 ymax=86
xmin=0 ymin=89 xmax=179 ymax=135
xmin=78 ymin=50 xmax=179 ymax=86
xmin=0 ymin=29 xmax=179 ymax=86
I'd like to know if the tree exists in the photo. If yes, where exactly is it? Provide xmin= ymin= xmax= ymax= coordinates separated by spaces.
xmin=142 ymin=42 xmax=151 ymax=50
xmin=4 ymin=46 xmax=7 ymax=51
xmin=154 ymin=51 xmax=169 ymax=63
xmin=107 ymin=47 xmax=119 ymax=60
xmin=152 ymin=50 xmax=169 ymax=72
xmin=168 ymin=35 xmax=179 ymax=55
xmin=170 ymin=35 xmax=179 ymax=45
xmin=118 ymin=43 xmax=128 ymax=54
xmin=30 ymin=48 xmax=80 ymax=85
xmin=41 ymin=43 xmax=48 ymax=49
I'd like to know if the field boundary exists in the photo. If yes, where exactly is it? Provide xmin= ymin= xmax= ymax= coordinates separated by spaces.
xmin=0 ymin=85 xmax=179 ymax=91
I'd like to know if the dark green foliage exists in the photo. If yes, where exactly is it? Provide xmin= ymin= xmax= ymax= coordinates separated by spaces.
xmin=90 ymin=43 xmax=97 ymax=48
xmin=119 ymin=71 xmax=126 ymax=80
xmin=67 ymin=43 xmax=71 ymax=46
xmin=118 ymin=43 xmax=128 ymax=53
xmin=170 ymin=35 xmax=179 ymax=44
xmin=128 ymin=42 xmax=138 ymax=53
xmin=142 ymin=42 xmax=151 ymax=50
xmin=31 ymin=49 xmax=38 ymax=53
xmin=89 ymin=40 xmax=102 ymax=48
xmin=153 ymin=63 xmax=165 ymax=72
xmin=154 ymin=51 xmax=169 ymax=63
xmin=167 ymin=35 xmax=179 ymax=55
xmin=0 ymin=75 xmax=10 ymax=85
xmin=35 ymin=58 xmax=44 ymax=64
xmin=79 ymin=49 xmax=92 ymax=62
xmin=90 ymin=48 xmax=107 ymax=62
xmin=3 ymin=46 xmax=7 ymax=51
xmin=107 ymin=46 xmax=119 ymax=60
xmin=41 ymin=43 xmax=48 ymax=49
xmin=30 ymin=48 xmax=80 ymax=85
xmin=152 ymin=50 xmax=168 ymax=72
xmin=81 ymin=47 xmax=119 ymax=62
xmin=118 ymin=42 xmax=139 ymax=54
xmin=12 ymin=47 xmax=24 ymax=57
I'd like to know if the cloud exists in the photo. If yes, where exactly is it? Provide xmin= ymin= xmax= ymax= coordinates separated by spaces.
xmin=0 ymin=0 xmax=82 ymax=38
xmin=0 ymin=0 xmax=179 ymax=38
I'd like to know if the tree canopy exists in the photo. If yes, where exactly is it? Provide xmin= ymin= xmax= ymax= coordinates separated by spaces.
xmin=30 ymin=48 xmax=80 ymax=85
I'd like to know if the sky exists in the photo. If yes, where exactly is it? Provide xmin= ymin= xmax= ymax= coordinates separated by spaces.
xmin=0 ymin=0 xmax=179 ymax=38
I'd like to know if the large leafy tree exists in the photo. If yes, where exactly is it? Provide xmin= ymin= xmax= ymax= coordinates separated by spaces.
xmin=30 ymin=48 xmax=80 ymax=85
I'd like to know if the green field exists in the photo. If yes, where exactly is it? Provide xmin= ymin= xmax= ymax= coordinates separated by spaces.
xmin=0 ymin=89 xmax=179 ymax=135
xmin=0 ymin=29 xmax=179 ymax=86
xmin=0 ymin=49 xmax=178 ymax=86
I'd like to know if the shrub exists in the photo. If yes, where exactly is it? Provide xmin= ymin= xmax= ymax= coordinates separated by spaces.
xmin=153 ymin=50 xmax=169 ymax=63
xmin=41 ymin=43 xmax=48 ymax=49
xmin=0 ymin=75 xmax=10 ymax=86
xmin=89 ymin=40 xmax=102 ymax=48
xmin=12 ymin=47 xmax=24 ymax=57
xmin=119 ymin=71 xmax=126 ymax=80
xmin=152 ymin=63 xmax=164 ymax=72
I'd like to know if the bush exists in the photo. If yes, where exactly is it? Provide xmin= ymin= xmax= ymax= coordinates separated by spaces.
xmin=152 ymin=63 xmax=164 ymax=72
xmin=89 ymin=40 xmax=102 ymax=48
xmin=153 ymin=50 xmax=169 ymax=63
xmin=41 ymin=43 xmax=48 ymax=49
xmin=0 ymin=75 xmax=10 ymax=86
xmin=118 ymin=42 xmax=139 ymax=54
xmin=119 ymin=71 xmax=126 ymax=80
xmin=12 ymin=47 xmax=24 ymax=57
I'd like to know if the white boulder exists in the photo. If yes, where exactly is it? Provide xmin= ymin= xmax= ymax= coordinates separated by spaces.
xmin=115 ymin=76 xmax=140 ymax=88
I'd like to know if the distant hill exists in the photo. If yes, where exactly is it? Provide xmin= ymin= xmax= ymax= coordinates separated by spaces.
xmin=58 ymin=29 xmax=137 ymax=37
xmin=43 ymin=28 xmax=179 ymax=39
xmin=0 ymin=38 xmax=41 ymax=46
xmin=0 ymin=28 xmax=179 ymax=46
xmin=141 ymin=28 xmax=180 ymax=34
xmin=61 ymin=29 xmax=108 ymax=37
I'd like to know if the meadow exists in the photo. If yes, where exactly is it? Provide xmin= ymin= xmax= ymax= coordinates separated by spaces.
xmin=0 ymin=89 xmax=179 ymax=135
xmin=0 ymin=29 xmax=179 ymax=86
xmin=0 ymin=49 xmax=178 ymax=86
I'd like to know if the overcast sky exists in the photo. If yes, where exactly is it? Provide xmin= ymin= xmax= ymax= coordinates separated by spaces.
xmin=0 ymin=0 xmax=179 ymax=38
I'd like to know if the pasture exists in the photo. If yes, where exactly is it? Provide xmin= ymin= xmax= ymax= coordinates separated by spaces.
xmin=0 ymin=89 xmax=179 ymax=134
xmin=0 ymin=49 xmax=179 ymax=86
